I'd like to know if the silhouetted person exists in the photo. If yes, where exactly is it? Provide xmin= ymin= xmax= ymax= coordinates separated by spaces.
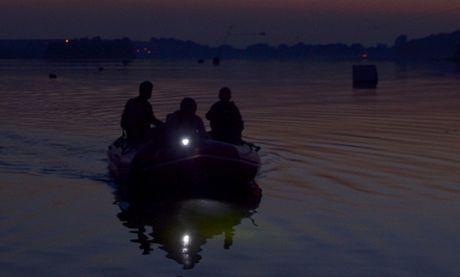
xmin=206 ymin=87 xmax=244 ymax=144
xmin=120 ymin=81 xmax=163 ymax=142
xmin=165 ymin=97 xmax=207 ymax=143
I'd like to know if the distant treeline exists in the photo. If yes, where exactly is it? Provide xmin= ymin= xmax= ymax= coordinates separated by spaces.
xmin=136 ymin=38 xmax=391 ymax=60
xmin=44 ymin=37 xmax=135 ymax=59
xmin=393 ymin=31 xmax=460 ymax=61
xmin=0 ymin=40 xmax=50 ymax=59
xmin=141 ymin=31 xmax=460 ymax=61
xmin=1 ymin=30 xmax=460 ymax=61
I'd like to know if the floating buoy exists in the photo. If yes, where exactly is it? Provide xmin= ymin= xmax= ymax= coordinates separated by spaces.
xmin=353 ymin=65 xmax=378 ymax=89
xmin=197 ymin=59 xmax=205 ymax=64
xmin=212 ymin=57 xmax=220 ymax=66
xmin=49 ymin=73 xmax=57 ymax=79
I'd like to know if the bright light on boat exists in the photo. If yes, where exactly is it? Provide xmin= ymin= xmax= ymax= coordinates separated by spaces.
xmin=181 ymin=137 xmax=190 ymax=147
xmin=182 ymin=234 xmax=190 ymax=246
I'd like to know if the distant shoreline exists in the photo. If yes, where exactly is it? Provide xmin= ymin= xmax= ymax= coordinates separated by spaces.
xmin=1 ymin=30 xmax=459 ymax=62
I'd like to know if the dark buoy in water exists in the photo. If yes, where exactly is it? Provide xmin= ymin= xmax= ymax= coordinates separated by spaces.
xmin=98 ymin=67 xmax=104 ymax=71
xmin=122 ymin=60 xmax=130 ymax=66
xmin=197 ymin=59 xmax=205 ymax=64
xmin=353 ymin=65 xmax=378 ymax=89
xmin=49 ymin=73 xmax=57 ymax=79
xmin=212 ymin=57 xmax=220 ymax=66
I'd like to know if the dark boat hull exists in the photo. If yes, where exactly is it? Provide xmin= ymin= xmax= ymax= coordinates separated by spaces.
xmin=108 ymin=138 xmax=261 ymax=192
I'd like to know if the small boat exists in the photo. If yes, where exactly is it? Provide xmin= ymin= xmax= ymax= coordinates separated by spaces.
xmin=107 ymin=135 xmax=261 ymax=193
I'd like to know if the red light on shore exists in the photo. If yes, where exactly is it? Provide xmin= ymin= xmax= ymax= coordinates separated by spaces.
xmin=64 ymin=39 xmax=70 ymax=44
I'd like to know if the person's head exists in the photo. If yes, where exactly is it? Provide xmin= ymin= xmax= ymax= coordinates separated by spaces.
xmin=180 ymin=97 xmax=197 ymax=116
xmin=219 ymin=87 xmax=231 ymax=102
xmin=139 ymin=81 xmax=153 ymax=99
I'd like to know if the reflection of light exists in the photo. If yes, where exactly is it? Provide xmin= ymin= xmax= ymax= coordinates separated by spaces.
xmin=181 ymin=138 xmax=190 ymax=147
xmin=64 ymin=39 xmax=70 ymax=44
xmin=182 ymin=234 xmax=190 ymax=246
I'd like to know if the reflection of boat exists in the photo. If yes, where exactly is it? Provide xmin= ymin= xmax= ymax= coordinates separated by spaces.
xmin=115 ymin=182 xmax=262 ymax=269
xmin=107 ymin=137 xmax=261 ymax=192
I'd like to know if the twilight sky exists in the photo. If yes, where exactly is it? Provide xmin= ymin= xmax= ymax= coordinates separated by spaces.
xmin=1 ymin=0 xmax=460 ymax=46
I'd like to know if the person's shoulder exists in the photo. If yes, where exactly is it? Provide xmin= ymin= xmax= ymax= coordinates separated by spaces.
xmin=166 ymin=111 xmax=180 ymax=122
xmin=213 ymin=101 xmax=230 ymax=110
xmin=125 ymin=97 xmax=137 ymax=106
xmin=209 ymin=101 xmax=221 ymax=109
xmin=227 ymin=101 xmax=240 ymax=109
xmin=194 ymin=114 xmax=204 ymax=122
xmin=134 ymin=97 xmax=151 ymax=108
xmin=127 ymin=96 xmax=141 ymax=103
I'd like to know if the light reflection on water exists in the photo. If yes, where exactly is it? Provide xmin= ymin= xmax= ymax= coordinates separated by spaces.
xmin=115 ymin=189 xmax=261 ymax=270
xmin=1 ymin=59 xmax=460 ymax=275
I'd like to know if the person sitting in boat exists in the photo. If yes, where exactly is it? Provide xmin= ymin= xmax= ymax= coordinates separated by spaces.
xmin=120 ymin=81 xmax=164 ymax=142
xmin=206 ymin=87 xmax=244 ymax=144
xmin=165 ymin=97 xmax=208 ymax=144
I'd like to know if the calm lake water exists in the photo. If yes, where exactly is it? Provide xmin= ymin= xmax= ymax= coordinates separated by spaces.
xmin=1 ymin=59 xmax=460 ymax=276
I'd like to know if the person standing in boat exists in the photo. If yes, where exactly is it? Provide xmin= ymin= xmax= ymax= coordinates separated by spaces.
xmin=120 ymin=81 xmax=164 ymax=142
xmin=206 ymin=87 xmax=244 ymax=144
xmin=165 ymin=97 xmax=208 ymax=143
